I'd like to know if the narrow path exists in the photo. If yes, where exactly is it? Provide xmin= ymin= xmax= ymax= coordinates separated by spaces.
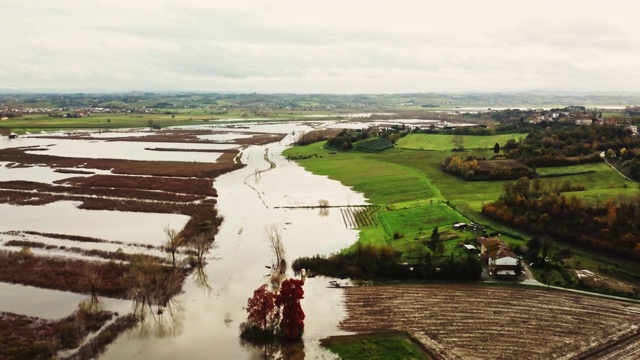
xmin=242 ymin=147 xmax=277 ymax=209
xmin=601 ymin=151 xmax=634 ymax=181
xmin=578 ymin=328 xmax=640 ymax=360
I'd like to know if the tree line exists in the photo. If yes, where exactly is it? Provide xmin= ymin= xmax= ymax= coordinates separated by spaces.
xmin=482 ymin=177 xmax=640 ymax=260
xmin=292 ymin=243 xmax=482 ymax=281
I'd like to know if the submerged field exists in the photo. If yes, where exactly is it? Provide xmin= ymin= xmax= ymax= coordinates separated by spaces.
xmin=0 ymin=128 xmax=287 ymax=358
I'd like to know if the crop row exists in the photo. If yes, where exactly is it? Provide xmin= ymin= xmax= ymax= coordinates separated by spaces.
xmin=340 ymin=206 xmax=379 ymax=229
xmin=0 ymin=180 xmax=205 ymax=203
xmin=340 ymin=284 xmax=640 ymax=360
xmin=0 ymin=146 xmax=245 ymax=178
xmin=0 ymin=189 xmax=220 ymax=242
xmin=0 ymin=250 xmax=188 ymax=299
xmin=4 ymin=240 xmax=167 ymax=264
xmin=355 ymin=138 xmax=395 ymax=153
xmin=59 ymin=174 xmax=219 ymax=197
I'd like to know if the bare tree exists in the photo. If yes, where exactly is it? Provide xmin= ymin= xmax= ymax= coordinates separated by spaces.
xmin=265 ymin=224 xmax=285 ymax=266
xmin=452 ymin=135 xmax=465 ymax=151
xmin=264 ymin=224 xmax=287 ymax=287
xmin=191 ymin=233 xmax=213 ymax=267
xmin=164 ymin=225 xmax=183 ymax=267
xmin=318 ymin=199 xmax=330 ymax=217
xmin=127 ymin=254 xmax=184 ymax=319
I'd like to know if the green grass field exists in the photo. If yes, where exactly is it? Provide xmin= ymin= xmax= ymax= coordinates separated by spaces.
xmin=396 ymin=133 xmax=528 ymax=151
xmin=322 ymin=333 xmax=429 ymax=360
xmin=0 ymin=110 xmax=333 ymax=133
xmin=285 ymin=136 xmax=640 ymax=275
xmin=378 ymin=203 xmax=465 ymax=239
xmin=284 ymin=143 xmax=437 ymax=204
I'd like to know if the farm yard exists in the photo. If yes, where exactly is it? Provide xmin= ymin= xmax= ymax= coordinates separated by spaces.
xmin=339 ymin=284 xmax=640 ymax=360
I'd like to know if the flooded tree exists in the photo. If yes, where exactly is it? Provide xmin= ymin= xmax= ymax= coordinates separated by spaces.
xmin=192 ymin=263 xmax=213 ymax=294
xmin=240 ymin=280 xmax=305 ymax=345
xmin=318 ymin=199 xmax=330 ymax=217
xmin=244 ymin=284 xmax=280 ymax=336
xmin=276 ymin=279 xmax=305 ymax=342
xmin=127 ymin=255 xmax=184 ymax=317
xmin=191 ymin=233 xmax=213 ymax=268
xmin=81 ymin=265 xmax=103 ymax=313
xmin=265 ymin=224 xmax=286 ymax=278
xmin=164 ymin=225 xmax=184 ymax=267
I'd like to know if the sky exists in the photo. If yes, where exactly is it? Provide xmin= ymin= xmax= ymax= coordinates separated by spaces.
xmin=2 ymin=0 xmax=640 ymax=94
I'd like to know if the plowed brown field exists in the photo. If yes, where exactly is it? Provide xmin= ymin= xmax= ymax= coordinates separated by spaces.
xmin=340 ymin=285 xmax=640 ymax=360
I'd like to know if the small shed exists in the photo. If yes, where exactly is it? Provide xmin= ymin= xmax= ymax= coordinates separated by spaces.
xmin=454 ymin=222 xmax=467 ymax=230
xmin=463 ymin=244 xmax=479 ymax=254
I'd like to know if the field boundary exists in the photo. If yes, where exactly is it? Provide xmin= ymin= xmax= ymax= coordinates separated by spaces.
xmin=320 ymin=330 xmax=439 ymax=360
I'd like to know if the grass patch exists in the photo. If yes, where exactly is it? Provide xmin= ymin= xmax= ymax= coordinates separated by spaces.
xmin=321 ymin=332 xmax=431 ymax=360
xmin=284 ymin=143 xmax=435 ymax=204
xmin=396 ymin=133 xmax=528 ymax=151
xmin=378 ymin=203 xmax=465 ymax=239
xmin=286 ymin=140 xmax=640 ymax=285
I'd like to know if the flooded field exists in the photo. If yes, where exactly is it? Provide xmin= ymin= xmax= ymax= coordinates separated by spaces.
xmin=0 ymin=121 xmax=366 ymax=359
xmin=101 ymin=123 xmax=366 ymax=359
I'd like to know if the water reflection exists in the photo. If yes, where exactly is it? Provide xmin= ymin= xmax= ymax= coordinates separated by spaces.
xmin=192 ymin=264 xmax=213 ymax=295
xmin=243 ymin=340 xmax=306 ymax=360
xmin=318 ymin=207 xmax=329 ymax=217
xmin=130 ymin=297 xmax=185 ymax=340
xmin=78 ymin=295 xmax=103 ymax=314
xmin=99 ymin=124 xmax=364 ymax=359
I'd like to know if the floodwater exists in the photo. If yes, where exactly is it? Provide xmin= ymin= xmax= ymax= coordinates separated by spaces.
xmin=0 ymin=122 xmax=366 ymax=359
xmin=0 ymin=136 xmax=236 ymax=162
xmin=0 ymin=202 xmax=190 ymax=246
xmin=196 ymin=133 xmax=254 ymax=142
xmin=101 ymin=123 xmax=366 ymax=359
xmin=0 ymin=161 xmax=113 ymax=183
xmin=0 ymin=282 xmax=129 ymax=320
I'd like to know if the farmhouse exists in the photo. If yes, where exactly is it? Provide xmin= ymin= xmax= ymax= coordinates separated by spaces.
xmin=476 ymin=236 xmax=520 ymax=279
xmin=489 ymin=249 xmax=520 ymax=279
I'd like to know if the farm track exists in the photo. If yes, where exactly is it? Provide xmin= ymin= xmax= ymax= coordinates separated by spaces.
xmin=340 ymin=284 xmax=640 ymax=360
xmin=242 ymin=148 xmax=276 ymax=209
xmin=578 ymin=328 xmax=640 ymax=360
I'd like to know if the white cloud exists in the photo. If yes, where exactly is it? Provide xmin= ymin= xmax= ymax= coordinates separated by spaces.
xmin=2 ymin=0 xmax=640 ymax=93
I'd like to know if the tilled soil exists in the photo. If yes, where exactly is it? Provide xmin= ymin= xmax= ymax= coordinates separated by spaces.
xmin=339 ymin=284 xmax=640 ymax=360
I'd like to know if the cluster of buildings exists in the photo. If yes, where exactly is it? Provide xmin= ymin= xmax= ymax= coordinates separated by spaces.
xmin=476 ymin=236 xmax=522 ymax=279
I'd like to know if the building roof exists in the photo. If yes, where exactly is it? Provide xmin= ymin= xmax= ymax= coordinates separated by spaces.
xmin=495 ymin=256 xmax=519 ymax=266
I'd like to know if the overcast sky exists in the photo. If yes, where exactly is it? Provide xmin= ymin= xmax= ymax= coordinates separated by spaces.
xmin=3 ymin=0 xmax=639 ymax=93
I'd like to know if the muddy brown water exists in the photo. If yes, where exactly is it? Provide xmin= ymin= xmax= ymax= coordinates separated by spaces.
xmin=102 ymin=125 xmax=365 ymax=359
xmin=0 ymin=123 xmax=366 ymax=359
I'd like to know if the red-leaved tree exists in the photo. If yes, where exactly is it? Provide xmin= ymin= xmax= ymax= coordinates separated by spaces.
xmin=275 ymin=278 xmax=305 ymax=341
xmin=246 ymin=284 xmax=279 ymax=332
